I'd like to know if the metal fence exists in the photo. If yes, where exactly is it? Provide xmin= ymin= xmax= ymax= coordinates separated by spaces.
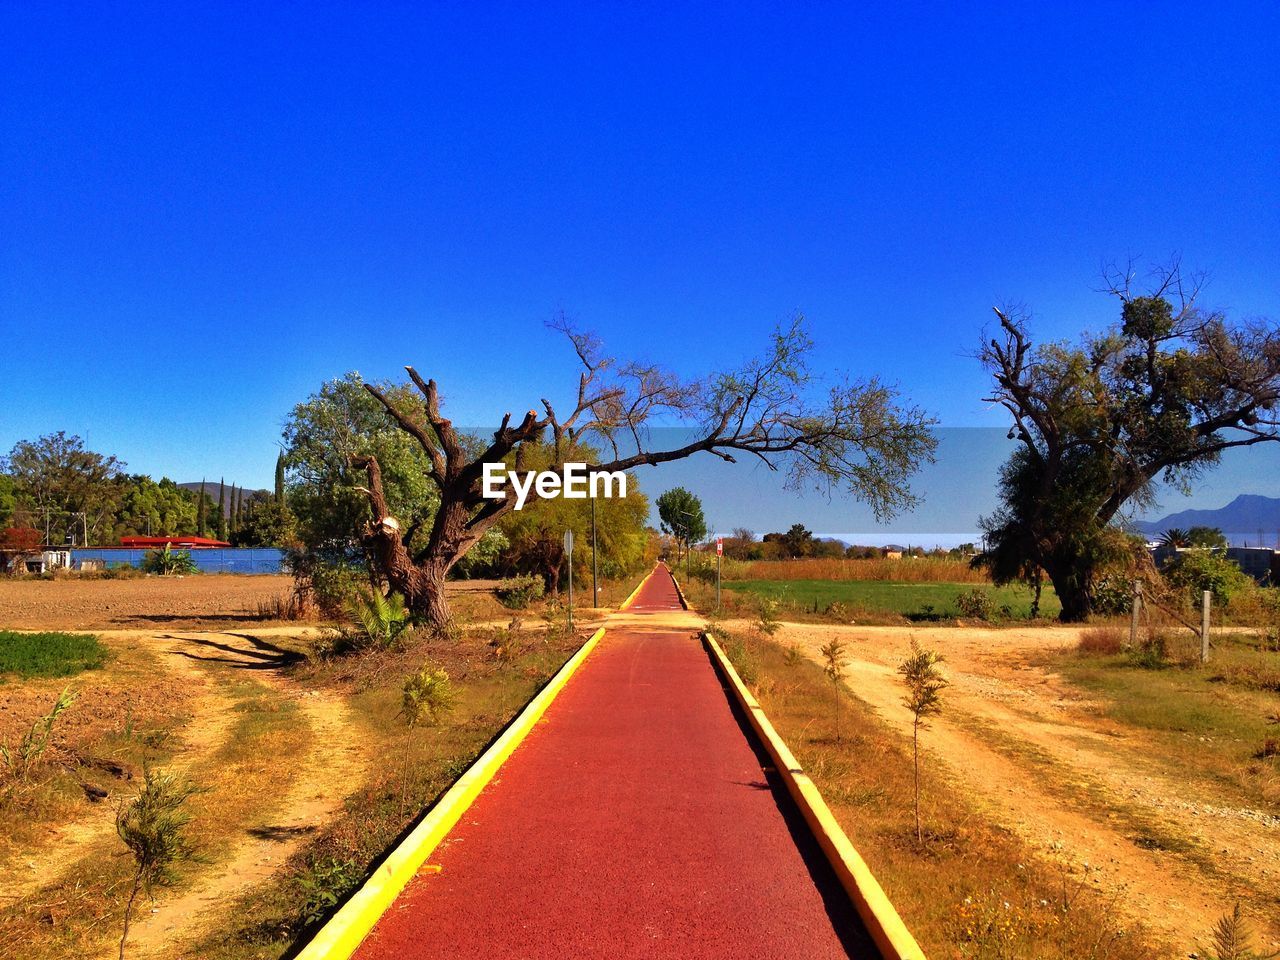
xmin=71 ymin=547 xmax=285 ymax=574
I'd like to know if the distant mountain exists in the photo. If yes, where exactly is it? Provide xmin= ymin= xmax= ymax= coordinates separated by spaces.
xmin=1134 ymin=494 xmax=1280 ymax=536
xmin=178 ymin=481 xmax=270 ymax=518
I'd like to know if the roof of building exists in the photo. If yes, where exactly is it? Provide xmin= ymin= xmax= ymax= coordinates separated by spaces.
xmin=118 ymin=536 xmax=232 ymax=548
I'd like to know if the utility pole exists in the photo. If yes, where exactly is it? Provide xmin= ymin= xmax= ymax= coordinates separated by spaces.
xmin=564 ymin=529 xmax=574 ymax=631
xmin=591 ymin=495 xmax=599 ymax=608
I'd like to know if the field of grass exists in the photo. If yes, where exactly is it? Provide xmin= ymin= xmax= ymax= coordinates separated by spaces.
xmin=723 ymin=578 xmax=1060 ymax=620
xmin=0 ymin=630 xmax=109 ymax=679
xmin=733 ymin=556 xmax=990 ymax=583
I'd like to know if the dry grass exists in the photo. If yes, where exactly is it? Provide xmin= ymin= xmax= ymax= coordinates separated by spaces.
xmin=736 ymin=556 xmax=990 ymax=583
xmin=734 ymin=627 xmax=1164 ymax=959
xmin=1077 ymin=625 xmax=1127 ymax=655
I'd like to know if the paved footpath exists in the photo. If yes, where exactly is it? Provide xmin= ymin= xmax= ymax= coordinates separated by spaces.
xmin=355 ymin=564 xmax=877 ymax=959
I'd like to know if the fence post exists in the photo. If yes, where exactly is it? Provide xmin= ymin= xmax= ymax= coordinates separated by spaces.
xmin=1130 ymin=579 xmax=1143 ymax=647
xmin=1201 ymin=590 xmax=1211 ymax=663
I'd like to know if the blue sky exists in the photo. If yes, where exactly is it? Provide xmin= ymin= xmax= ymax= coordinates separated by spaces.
xmin=3 ymin=2 xmax=1279 ymax=535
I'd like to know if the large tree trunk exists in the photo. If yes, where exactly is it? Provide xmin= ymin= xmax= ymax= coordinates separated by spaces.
xmin=1043 ymin=555 xmax=1094 ymax=622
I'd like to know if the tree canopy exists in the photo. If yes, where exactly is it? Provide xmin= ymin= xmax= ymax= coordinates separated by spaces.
xmin=977 ymin=262 xmax=1280 ymax=620
xmin=656 ymin=487 xmax=707 ymax=547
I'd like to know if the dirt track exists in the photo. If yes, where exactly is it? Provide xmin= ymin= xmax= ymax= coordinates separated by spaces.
xmin=769 ymin=621 xmax=1280 ymax=953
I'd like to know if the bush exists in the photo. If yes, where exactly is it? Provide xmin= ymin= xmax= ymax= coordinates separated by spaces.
xmin=495 ymin=575 xmax=544 ymax=609
xmin=956 ymin=588 xmax=995 ymax=621
xmin=1092 ymin=574 xmax=1136 ymax=616
xmin=1163 ymin=550 xmax=1252 ymax=606
xmin=1128 ymin=633 xmax=1170 ymax=669
xmin=141 ymin=544 xmax=197 ymax=576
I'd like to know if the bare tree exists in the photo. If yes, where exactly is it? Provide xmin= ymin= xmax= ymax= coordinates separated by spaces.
xmin=357 ymin=316 xmax=937 ymax=632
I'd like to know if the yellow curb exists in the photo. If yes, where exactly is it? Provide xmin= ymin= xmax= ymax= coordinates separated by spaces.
xmin=702 ymin=631 xmax=927 ymax=960
xmin=618 ymin=564 xmax=659 ymax=610
xmin=668 ymin=569 xmax=690 ymax=610
xmin=294 ymin=626 xmax=607 ymax=960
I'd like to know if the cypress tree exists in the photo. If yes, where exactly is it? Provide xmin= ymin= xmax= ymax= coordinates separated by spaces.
xmin=216 ymin=479 xmax=226 ymax=541
xmin=274 ymin=453 xmax=286 ymax=505
xmin=197 ymin=479 xmax=207 ymax=537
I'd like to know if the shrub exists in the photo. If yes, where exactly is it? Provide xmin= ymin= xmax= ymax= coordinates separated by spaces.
xmin=1128 ymin=633 xmax=1170 ymax=669
xmin=1092 ymin=574 xmax=1136 ymax=616
xmin=1077 ymin=626 xmax=1126 ymax=655
xmin=1163 ymin=550 xmax=1252 ymax=606
xmin=755 ymin=596 xmax=781 ymax=637
xmin=495 ymin=575 xmax=545 ymax=609
xmin=346 ymin=588 xmax=411 ymax=649
xmin=141 ymin=544 xmax=197 ymax=576
xmin=401 ymin=665 xmax=457 ymax=727
xmin=956 ymin=588 xmax=995 ymax=621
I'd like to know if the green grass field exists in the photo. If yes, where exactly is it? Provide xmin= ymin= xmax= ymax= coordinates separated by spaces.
xmin=723 ymin=578 xmax=1060 ymax=620
xmin=0 ymin=631 xmax=109 ymax=678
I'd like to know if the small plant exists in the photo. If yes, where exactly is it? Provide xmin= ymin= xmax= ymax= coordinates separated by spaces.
xmin=296 ymin=855 xmax=363 ymax=927
xmin=401 ymin=664 xmax=457 ymax=726
xmin=141 ymin=543 xmax=197 ymax=576
xmin=819 ymin=639 xmax=847 ymax=739
xmin=899 ymin=639 xmax=947 ymax=843
xmin=2 ymin=685 xmax=78 ymax=783
xmin=956 ymin=587 xmax=995 ymax=621
xmin=1200 ymin=903 xmax=1278 ymax=960
xmin=783 ymin=642 xmax=804 ymax=667
xmin=116 ymin=768 xmax=200 ymax=960
xmin=755 ymin=596 xmax=781 ymax=637
xmin=346 ymin=587 xmax=411 ymax=648
xmin=495 ymin=575 xmax=545 ymax=609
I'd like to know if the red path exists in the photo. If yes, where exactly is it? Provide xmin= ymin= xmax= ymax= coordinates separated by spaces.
xmin=355 ymin=565 xmax=876 ymax=959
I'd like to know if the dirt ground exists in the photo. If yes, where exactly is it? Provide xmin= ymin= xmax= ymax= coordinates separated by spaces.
xmin=759 ymin=620 xmax=1280 ymax=954
xmin=0 ymin=575 xmax=297 ymax=630
xmin=0 ymin=574 xmax=509 ymax=630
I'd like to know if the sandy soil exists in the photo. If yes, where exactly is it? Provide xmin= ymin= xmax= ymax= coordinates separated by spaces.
xmin=763 ymin=620 xmax=1280 ymax=954
xmin=0 ymin=575 xmax=297 ymax=630
xmin=3 ymin=626 xmax=372 ymax=959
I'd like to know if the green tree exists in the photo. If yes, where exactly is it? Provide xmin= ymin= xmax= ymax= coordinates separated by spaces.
xmin=656 ymin=487 xmax=708 ymax=557
xmin=1163 ymin=549 xmax=1251 ymax=606
xmin=216 ymin=480 xmax=227 ymax=541
xmin=274 ymin=452 xmax=286 ymax=504
xmin=282 ymin=373 xmax=442 ymax=566
xmin=233 ymin=490 xmax=297 ymax=547
xmin=780 ymin=522 xmax=814 ymax=558
xmin=978 ymin=263 xmax=1280 ymax=621
xmin=4 ymin=432 xmax=126 ymax=544
xmin=112 ymin=476 xmax=199 ymax=540
xmin=354 ymin=317 xmax=935 ymax=632
xmin=0 ymin=475 xmax=18 ymax=530
xmin=1187 ymin=525 xmax=1229 ymax=549
xmin=1159 ymin=527 xmax=1190 ymax=548
xmin=196 ymin=480 xmax=207 ymax=537
xmin=497 ymin=443 xmax=649 ymax=591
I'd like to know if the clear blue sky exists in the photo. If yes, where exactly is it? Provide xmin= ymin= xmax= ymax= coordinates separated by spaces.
xmin=3 ymin=2 xmax=1279 ymax=534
